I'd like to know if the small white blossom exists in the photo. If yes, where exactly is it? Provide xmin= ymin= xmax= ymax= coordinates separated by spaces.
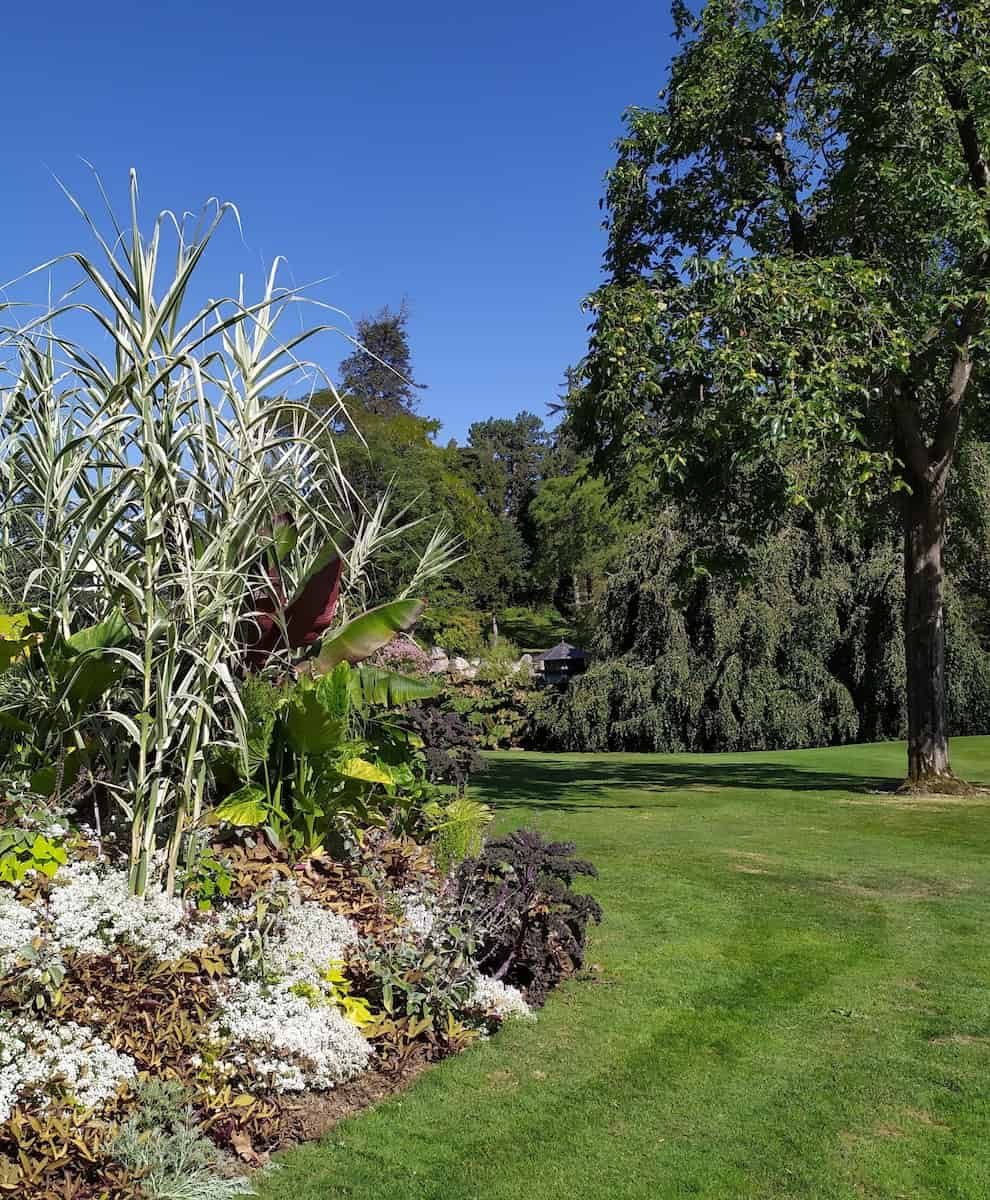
xmin=210 ymin=979 xmax=371 ymax=1092
xmin=264 ymin=890 xmax=359 ymax=988
xmin=47 ymin=861 xmax=216 ymax=960
xmin=399 ymin=890 xmax=436 ymax=937
xmin=0 ymin=892 xmax=41 ymax=973
xmin=470 ymin=974 xmax=534 ymax=1021
xmin=0 ymin=1016 xmax=136 ymax=1122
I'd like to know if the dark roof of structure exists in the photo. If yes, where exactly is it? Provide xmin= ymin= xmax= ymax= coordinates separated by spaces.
xmin=537 ymin=640 xmax=589 ymax=662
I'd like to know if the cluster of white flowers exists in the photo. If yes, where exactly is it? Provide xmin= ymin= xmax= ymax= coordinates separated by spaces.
xmin=0 ymin=1016 xmax=136 ymax=1123
xmin=0 ymin=891 xmax=41 ymax=973
xmin=399 ymin=888 xmax=437 ymax=937
xmin=470 ymin=974 xmax=533 ymax=1021
xmin=265 ymin=890 xmax=359 ymax=987
xmin=46 ymin=861 xmax=216 ymax=960
xmin=210 ymin=980 xmax=372 ymax=1092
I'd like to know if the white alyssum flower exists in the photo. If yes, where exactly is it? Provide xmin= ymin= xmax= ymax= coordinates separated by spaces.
xmin=470 ymin=974 xmax=534 ymax=1021
xmin=46 ymin=860 xmax=215 ymax=961
xmin=399 ymin=889 xmax=437 ymax=938
xmin=0 ymin=891 xmax=41 ymax=973
xmin=210 ymin=979 xmax=372 ymax=1093
xmin=264 ymin=890 xmax=359 ymax=988
xmin=0 ymin=1016 xmax=136 ymax=1123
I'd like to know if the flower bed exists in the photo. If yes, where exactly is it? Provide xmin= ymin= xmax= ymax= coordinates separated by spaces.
xmin=0 ymin=819 xmax=600 ymax=1198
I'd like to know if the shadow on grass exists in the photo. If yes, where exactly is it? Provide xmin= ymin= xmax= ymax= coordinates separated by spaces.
xmin=472 ymin=755 xmax=897 ymax=813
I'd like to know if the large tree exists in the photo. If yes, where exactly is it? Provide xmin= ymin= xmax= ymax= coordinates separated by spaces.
xmin=338 ymin=302 xmax=423 ymax=417
xmin=570 ymin=0 xmax=990 ymax=787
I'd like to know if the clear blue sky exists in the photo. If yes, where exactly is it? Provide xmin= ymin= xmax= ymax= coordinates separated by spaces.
xmin=4 ymin=1 xmax=674 ymax=442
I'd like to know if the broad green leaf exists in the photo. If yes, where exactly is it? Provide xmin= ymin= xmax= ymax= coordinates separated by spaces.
xmin=352 ymin=666 xmax=436 ymax=707
xmin=0 ymin=612 xmax=40 ymax=671
xmin=65 ymin=608 xmax=130 ymax=654
xmin=339 ymin=757 xmax=392 ymax=784
xmin=214 ymin=787 xmax=269 ymax=827
xmin=284 ymin=678 xmax=346 ymax=755
xmin=311 ymin=599 xmax=426 ymax=674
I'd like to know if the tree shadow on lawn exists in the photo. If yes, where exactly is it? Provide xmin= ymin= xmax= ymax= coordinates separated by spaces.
xmin=474 ymin=755 xmax=896 ymax=814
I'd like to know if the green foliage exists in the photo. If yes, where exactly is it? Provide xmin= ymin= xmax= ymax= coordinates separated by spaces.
xmin=178 ymin=838 xmax=234 ymax=911
xmin=338 ymin=302 xmax=422 ymax=417
xmin=9 ymin=939 xmax=67 ymax=1012
xmin=531 ymin=517 xmax=990 ymax=753
xmin=441 ymin=679 xmax=536 ymax=750
xmin=496 ymin=607 xmax=574 ymax=653
xmin=567 ymin=0 xmax=990 ymax=774
xmin=111 ymin=1079 xmax=252 ymax=1200
xmin=0 ymin=828 xmax=67 ymax=884
xmin=527 ymin=464 xmax=634 ymax=613
xmin=423 ymin=797 xmax=493 ymax=874
xmin=213 ymin=663 xmax=448 ymax=854
xmin=416 ymin=607 xmax=486 ymax=656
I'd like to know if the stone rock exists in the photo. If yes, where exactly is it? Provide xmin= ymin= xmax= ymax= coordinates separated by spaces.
xmin=469 ymin=657 xmax=481 ymax=667
xmin=428 ymin=657 xmax=449 ymax=674
xmin=429 ymin=646 xmax=447 ymax=660
xmin=463 ymin=667 xmax=478 ymax=680
xmin=451 ymin=656 xmax=471 ymax=673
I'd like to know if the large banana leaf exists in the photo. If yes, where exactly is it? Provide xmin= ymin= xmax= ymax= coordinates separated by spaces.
xmin=352 ymin=666 xmax=436 ymax=707
xmin=243 ymin=538 xmax=343 ymax=667
xmin=311 ymin=599 xmax=426 ymax=675
xmin=284 ymin=544 xmax=343 ymax=649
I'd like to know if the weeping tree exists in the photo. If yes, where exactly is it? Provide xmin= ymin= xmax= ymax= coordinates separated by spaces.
xmin=0 ymin=173 xmax=454 ymax=893
xmin=570 ymin=1 xmax=990 ymax=787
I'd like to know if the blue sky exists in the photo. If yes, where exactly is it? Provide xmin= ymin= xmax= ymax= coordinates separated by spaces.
xmin=3 ymin=1 xmax=674 ymax=442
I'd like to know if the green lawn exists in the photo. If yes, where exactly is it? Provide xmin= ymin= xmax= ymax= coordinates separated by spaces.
xmin=260 ymin=739 xmax=990 ymax=1199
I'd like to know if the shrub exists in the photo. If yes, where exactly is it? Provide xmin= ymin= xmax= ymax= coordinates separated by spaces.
xmin=450 ymin=829 xmax=602 ymax=1007
xmin=403 ymin=706 xmax=484 ymax=789
xmin=111 ymin=1079 xmax=253 ymax=1200
xmin=440 ymin=679 xmax=536 ymax=749
xmin=424 ymin=797 xmax=493 ymax=874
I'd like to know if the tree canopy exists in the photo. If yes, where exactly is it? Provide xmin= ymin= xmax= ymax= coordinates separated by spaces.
xmin=569 ymin=0 xmax=990 ymax=784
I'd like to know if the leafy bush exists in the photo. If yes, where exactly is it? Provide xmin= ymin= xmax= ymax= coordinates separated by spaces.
xmin=417 ymin=607 xmax=486 ymax=657
xmin=440 ymin=679 xmax=536 ymax=749
xmin=403 ymin=706 xmax=484 ymax=789
xmin=450 ymin=829 xmax=602 ymax=1007
xmin=423 ymin=797 xmax=493 ymax=874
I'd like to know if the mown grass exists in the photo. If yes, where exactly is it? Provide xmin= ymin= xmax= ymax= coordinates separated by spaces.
xmin=260 ymin=738 xmax=990 ymax=1199
xmin=495 ymin=606 xmax=575 ymax=653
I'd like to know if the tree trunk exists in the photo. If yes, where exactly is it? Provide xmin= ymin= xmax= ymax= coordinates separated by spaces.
xmin=902 ymin=479 xmax=953 ymax=786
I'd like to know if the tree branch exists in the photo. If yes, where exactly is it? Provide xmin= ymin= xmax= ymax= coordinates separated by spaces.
xmin=931 ymin=298 xmax=986 ymax=481
xmin=888 ymin=378 xmax=930 ymax=485
xmin=735 ymin=130 xmax=811 ymax=254
xmin=944 ymin=80 xmax=990 ymax=219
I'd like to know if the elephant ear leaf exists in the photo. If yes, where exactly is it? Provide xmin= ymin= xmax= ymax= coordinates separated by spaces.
xmin=214 ymin=786 xmax=269 ymax=827
xmin=61 ymin=610 xmax=131 ymax=707
xmin=339 ymin=757 xmax=393 ymax=784
xmin=284 ymin=674 xmax=347 ymax=755
xmin=310 ymin=599 xmax=426 ymax=675
xmin=0 ymin=611 xmax=43 ymax=670
xmin=65 ymin=609 xmax=130 ymax=654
